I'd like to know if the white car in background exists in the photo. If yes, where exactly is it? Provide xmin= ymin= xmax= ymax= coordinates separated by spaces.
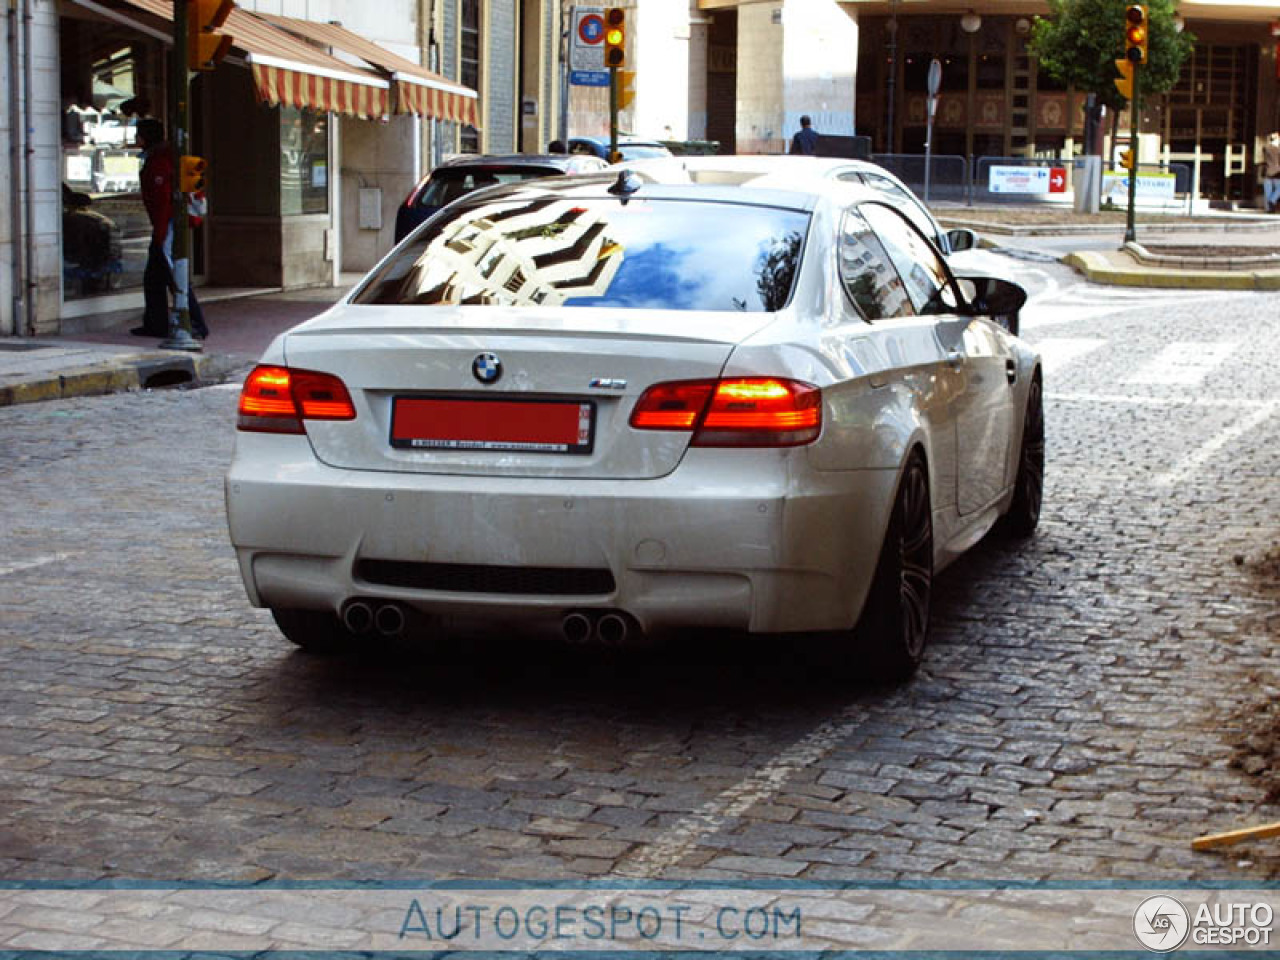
xmin=226 ymin=171 xmax=1043 ymax=681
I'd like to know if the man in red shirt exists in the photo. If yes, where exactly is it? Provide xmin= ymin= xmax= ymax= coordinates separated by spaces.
xmin=132 ymin=118 xmax=208 ymax=338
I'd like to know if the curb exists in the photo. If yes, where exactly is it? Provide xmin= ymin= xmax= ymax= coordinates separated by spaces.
xmin=1062 ymin=250 xmax=1280 ymax=291
xmin=0 ymin=351 xmax=242 ymax=408
xmin=940 ymin=216 xmax=1277 ymax=237
xmin=1123 ymin=240 xmax=1280 ymax=271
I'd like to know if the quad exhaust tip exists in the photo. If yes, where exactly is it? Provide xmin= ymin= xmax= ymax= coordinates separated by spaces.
xmin=342 ymin=600 xmax=407 ymax=638
xmin=561 ymin=610 xmax=638 ymax=645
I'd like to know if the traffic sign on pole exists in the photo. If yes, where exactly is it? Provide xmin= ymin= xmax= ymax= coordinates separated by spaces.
xmin=570 ymin=6 xmax=609 ymax=87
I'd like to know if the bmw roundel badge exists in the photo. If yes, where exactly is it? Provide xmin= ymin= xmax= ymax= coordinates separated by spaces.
xmin=472 ymin=352 xmax=502 ymax=384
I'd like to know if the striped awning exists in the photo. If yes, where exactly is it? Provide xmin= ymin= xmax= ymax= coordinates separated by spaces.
xmin=259 ymin=14 xmax=478 ymax=125
xmin=109 ymin=0 xmax=391 ymax=120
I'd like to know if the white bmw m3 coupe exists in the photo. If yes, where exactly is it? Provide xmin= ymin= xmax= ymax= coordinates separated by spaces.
xmin=226 ymin=170 xmax=1043 ymax=680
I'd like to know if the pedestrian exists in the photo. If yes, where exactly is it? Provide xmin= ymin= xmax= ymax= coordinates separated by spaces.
xmin=1263 ymin=131 xmax=1280 ymax=214
xmin=132 ymin=117 xmax=208 ymax=338
xmin=789 ymin=115 xmax=819 ymax=156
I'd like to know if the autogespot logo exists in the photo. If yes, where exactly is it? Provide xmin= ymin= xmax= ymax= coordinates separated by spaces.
xmin=1134 ymin=895 xmax=1191 ymax=952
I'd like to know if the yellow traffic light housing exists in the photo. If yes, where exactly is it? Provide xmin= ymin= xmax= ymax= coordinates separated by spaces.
xmin=617 ymin=69 xmax=636 ymax=110
xmin=189 ymin=0 xmax=235 ymax=71
xmin=1114 ymin=58 xmax=1135 ymax=100
xmin=604 ymin=8 xmax=626 ymax=69
xmin=1119 ymin=148 xmax=1135 ymax=171
xmin=1124 ymin=4 xmax=1148 ymax=65
xmin=180 ymin=155 xmax=208 ymax=192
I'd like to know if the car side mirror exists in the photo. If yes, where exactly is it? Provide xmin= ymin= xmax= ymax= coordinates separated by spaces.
xmin=946 ymin=228 xmax=978 ymax=252
xmin=959 ymin=276 xmax=1026 ymax=332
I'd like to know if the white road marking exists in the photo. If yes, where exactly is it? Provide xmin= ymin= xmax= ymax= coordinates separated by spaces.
xmin=1124 ymin=341 xmax=1238 ymax=386
xmin=1154 ymin=397 xmax=1280 ymax=488
xmin=1048 ymin=392 xmax=1263 ymax=410
xmin=1031 ymin=338 xmax=1108 ymax=374
xmin=0 ymin=553 xmax=76 ymax=577
xmin=619 ymin=705 xmax=868 ymax=878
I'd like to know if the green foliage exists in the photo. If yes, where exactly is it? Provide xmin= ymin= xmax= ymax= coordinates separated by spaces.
xmin=1029 ymin=0 xmax=1195 ymax=112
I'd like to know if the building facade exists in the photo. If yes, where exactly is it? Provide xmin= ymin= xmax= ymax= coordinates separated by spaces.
xmin=1 ymin=0 xmax=559 ymax=338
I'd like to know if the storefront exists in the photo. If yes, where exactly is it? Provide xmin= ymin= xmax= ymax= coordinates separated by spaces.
xmin=52 ymin=0 xmax=477 ymax=323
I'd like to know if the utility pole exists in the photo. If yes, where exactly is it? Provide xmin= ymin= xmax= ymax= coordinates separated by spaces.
xmin=162 ymin=0 xmax=200 ymax=351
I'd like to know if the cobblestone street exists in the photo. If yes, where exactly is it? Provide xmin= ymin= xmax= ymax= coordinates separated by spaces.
xmin=1 ymin=266 xmax=1278 ymax=885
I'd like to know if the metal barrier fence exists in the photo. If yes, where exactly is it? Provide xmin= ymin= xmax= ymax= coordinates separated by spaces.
xmin=872 ymin=153 xmax=1195 ymax=211
xmin=870 ymin=154 xmax=970 ymax=204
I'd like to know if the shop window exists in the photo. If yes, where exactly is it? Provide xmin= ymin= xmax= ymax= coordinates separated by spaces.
xmin=280 ymin=108 xmax=329 ymax=216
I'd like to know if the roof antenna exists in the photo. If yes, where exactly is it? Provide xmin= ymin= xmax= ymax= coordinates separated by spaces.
xmin=608 ymin=169 xmax=641 ymax=199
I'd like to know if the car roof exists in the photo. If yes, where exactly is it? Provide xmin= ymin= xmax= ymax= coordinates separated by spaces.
xmin=623 ymin=154 xmax=885 ymax=186
xmin=570 ymin=135 xmax=668 ymax=147
xmin=443 ymin=168 xmax=878 ymax=213
xmin=433 ymin=153 xmax=606 ymax=172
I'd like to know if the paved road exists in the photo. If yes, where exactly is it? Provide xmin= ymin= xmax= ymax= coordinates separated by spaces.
xmin=1 ymin=264 xmax=1277 ymax=884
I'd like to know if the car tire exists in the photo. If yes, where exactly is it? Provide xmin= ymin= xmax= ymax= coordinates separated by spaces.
xmin=856 ymin=451 xmax=934 ymax=683
xmin=270 ymin=608 xmax=352 ymax=654
xmin=1000 ymin=373 xmax=1044 ymax=538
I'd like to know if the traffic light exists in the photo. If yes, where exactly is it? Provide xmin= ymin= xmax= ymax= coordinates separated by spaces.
xmin=617 ymin=69 xmax=636 ymax=110
xmin=1124 ymin=4 xmax=1148 ymax=65
xmin=604 ymin=8 xmax=625 ymax=69
xmin=180 ymin=155 xmax=207 ymax=192
xmin=1114 ymin=58 xmax=1135 ymax=100
xmin=189 ymin=0 xmax=235 ymax=71
xmin=1119 ymin=148 xmax=1135 ymax=171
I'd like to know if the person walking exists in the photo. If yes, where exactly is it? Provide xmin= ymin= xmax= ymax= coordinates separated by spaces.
xmin=1263 ymin=131 xmax=1280 ymax=213
xmin=132 ymin=118 xmax=208 ymax=338
xmin=788 ymin=115 xmax=819 ymax=156
xmin=789 ymin=115 xmax=819 ymax=156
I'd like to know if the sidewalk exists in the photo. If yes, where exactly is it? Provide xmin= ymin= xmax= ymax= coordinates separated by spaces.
xmin=2 ymin=208 xmax=1279 ymax=407
xmin=0 ymin=286 xmax=349 ymax=407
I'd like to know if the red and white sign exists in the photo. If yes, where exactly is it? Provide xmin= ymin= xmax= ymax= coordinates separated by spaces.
xmin=1048 ymin=167 xmax=1068 ymax=193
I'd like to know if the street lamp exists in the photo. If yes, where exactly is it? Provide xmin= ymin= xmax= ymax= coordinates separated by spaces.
xmin=960 ymin=11 xmax=982 ymax=34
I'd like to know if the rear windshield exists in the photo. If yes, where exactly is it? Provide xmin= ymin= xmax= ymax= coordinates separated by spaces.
xmin=417 ymin=167 xmax=562 ymax=209
xmin=354 ymin=195 xmax=809 ymax=313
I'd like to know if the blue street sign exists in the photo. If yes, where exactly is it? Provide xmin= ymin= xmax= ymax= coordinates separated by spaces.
xmin=570 ymin=69 xmax=609 ymax=87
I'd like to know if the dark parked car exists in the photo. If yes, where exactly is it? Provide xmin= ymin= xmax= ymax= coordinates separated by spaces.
xmin=567 ymin=136 xmax=674 ymax=162
xmin=394 ymin=153 xmax=608 ymax=242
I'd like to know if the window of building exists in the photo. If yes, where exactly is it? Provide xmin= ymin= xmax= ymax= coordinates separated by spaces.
xmin=280 ymin=108 xmax=329 ymax=216
xmin=460 ymin=0 xmax=481 ymax=153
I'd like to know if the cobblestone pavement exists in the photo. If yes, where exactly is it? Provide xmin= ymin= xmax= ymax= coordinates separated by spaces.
xmin=0 ymin=264 xmax=1277 ymax=885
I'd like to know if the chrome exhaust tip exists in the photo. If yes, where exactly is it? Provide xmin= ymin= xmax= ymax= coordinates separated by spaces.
xmin=562 ymin=612 xmax=593 ymax=644
xmin=596 ymin=612 xmax=629 ymax=645
xmin=375 ymin=603 xmax=406 ymax=638
xmin=342 ymin=600 xmax=374 ymax=635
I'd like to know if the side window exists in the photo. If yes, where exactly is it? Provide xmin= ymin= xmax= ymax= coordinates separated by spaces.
xmin=862 ymin=172 xmax=942 ymax=247
xmin=838 ymin=208 xmax=913 ymax=321
xmin=860 ymin=202 xmax=958 ymax=315
xmin=836 ymin=171 xmax=864 ymax=185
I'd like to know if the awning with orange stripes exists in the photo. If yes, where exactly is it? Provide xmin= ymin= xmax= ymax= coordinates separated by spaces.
xmin=259 ymin=14 xmax=478 ymax=125
xmin=106 ymin=0 xmax=391 ymax=120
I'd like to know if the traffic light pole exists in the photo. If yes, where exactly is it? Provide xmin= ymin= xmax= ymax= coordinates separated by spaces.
xmin=608 ymin=65 xmax=619 ymax=163
xmin=163 ymin=0 xmax=200 ymax=351
xmin=1124 ymin=60 xmax=1139 ymax=245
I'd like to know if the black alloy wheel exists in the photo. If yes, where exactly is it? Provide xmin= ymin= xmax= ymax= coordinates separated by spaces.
xmin=859 ymin=452 xmax=933 ymax=682
xmin=1001 ymin=373 xmax=1044 ymax=538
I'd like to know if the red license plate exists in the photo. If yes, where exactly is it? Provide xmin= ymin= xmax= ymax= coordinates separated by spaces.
xmin=391 ymin=396 xmax=595 ymax=454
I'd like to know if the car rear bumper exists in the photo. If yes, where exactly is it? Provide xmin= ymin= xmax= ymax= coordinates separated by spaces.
xmin=226 ymin=434 xmax=897 ymax=634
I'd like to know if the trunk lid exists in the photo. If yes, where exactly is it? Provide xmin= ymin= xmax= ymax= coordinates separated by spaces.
xmin=283 ymin=304 xmax=769 ymax=480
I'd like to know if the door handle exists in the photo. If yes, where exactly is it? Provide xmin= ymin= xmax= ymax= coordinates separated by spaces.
xmin=1006 ymin=358 xmax=1017 ymax=384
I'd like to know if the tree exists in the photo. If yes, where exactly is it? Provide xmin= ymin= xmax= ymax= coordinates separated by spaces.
xmin=1029 ymin=0 xmax=1194 ymax=114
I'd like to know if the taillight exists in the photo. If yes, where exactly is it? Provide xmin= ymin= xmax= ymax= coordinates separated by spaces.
xmin=630 ymin=377 xmax=821 ymax=447
xmin=237 ymin=365 xmax=356 ymax=434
